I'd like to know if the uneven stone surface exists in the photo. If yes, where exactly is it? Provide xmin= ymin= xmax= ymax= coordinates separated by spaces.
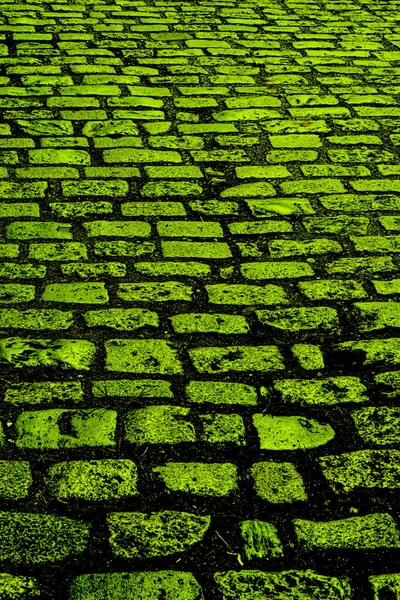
xmin=107 ymin=511 xmax=211 ymax=558
xmin=1 ymin=0 xmax=400 ymax=597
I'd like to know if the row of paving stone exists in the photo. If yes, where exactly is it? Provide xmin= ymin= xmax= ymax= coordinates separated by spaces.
xmin=3 ymin=0 xmax=400 ymax=597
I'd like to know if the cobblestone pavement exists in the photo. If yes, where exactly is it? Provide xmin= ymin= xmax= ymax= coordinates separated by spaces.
xmin=2 ymin=0 xmax=400 ymax=598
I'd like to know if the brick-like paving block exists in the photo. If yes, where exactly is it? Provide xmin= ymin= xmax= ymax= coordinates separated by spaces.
xmin=0 ymin=0 xmax=399 ymax=596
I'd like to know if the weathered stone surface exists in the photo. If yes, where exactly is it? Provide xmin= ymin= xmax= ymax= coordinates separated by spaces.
xmin=124 ymin=406 xmax=196 ymax=445
xmin=253 ymin=414 xmax=335 ymax=450
xmin=153 ymin=462 xmax=238 ymax=496
xmin=45 ymin=460 xmax=138 ymax=501
xmin=369 ymin=573 xmax=400 ymax=600
xmin=0 ymin=461 xmax=32 ymax=499
xmin=251 ymin=461 xmax=308 ymax=503
xmin=0 ymin=512 xmax=90 ymax=564
xmin=319 ymin=450 xmax=400 ymax=493
xmin=0 ymin=338 xmax=95 ymax=370
xmin=271 ymin=377 xmax=368 ymax=405
xmin=15 ymin=409 xmax=117 ymax=449
xmin=0 ymin=573 xmax=41 ymax=599
xmin=105 ymin=339 xmax=183 ymax=373
xmin=214 ymin=569 xmax=352 ymax=600
xmin=240 ymin=520 xmax=284 ymax=560
xmin=69 ymin=571 xmax=204 ymax=600
xmin=350 ymin=406 xmax=400 ymax=445
xmin=107 ymin=511 xmax=211 ymax=558
xmin=294 ymin=513 xmax=400 ymax=550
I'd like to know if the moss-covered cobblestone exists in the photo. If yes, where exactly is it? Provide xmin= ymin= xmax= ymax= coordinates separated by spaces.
xmin=1 ymin=0 xmax=400 ymax=597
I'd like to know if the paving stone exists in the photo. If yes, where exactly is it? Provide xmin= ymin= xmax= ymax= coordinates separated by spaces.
xmin=0 ymin=573 xmax=42 ymax=599
xmin=189 ymin=345 xmax=285 ymax=373
xmin=15 ymin=408 xmax=117 ymax=449
xmin=253 ymin=414 xmax=335 ymax=451
xmin=107 ymin=511 xmax=210 ymax=558
xmin=369 ymin=573 xmax=400 ymax=600
xmin=350 ymin=406 xmax=400 ymax=446
xmin=0 ymin=338 xmax=95 ymax=370
xmin=298 ymin=280 xmax=368 ymax=300
xmin=41 ymin=283 xmax=109 ymax=304
xmin=251 ymin=461 xmax=308 ymax=503
xmin=105 ymin=339 xmax=183 ymax=374
xmin=292 ymin=344 xmax=325 ymax=370
xmin=0 ymin=461 xmax=32 ymax=499
xmin=152 ymin=462 xmax=238 ymax=496
xmin=0 ymin=512 xmax=90 ymax=564
xmin=272 ymin=377 xmax=368 ymax=406
xmin=6 ymin=222 xmax=72 ymax=240
xmin=4 ymin=381 xmax=84 ymax=405
xmin=69 ymin=571 xmax=203 ymax=600
xmin=294 ymin=513 xmax=400 ymax=550
xmin=334 ymin=338 xmax=400 ymax=367
xmin=45 ymin=460 xmax=138 ymax=501
xmin=200 ymin=413 xmax=246 ymax=445
xmin=214 ymin=569 xmax=352 ymax=600
xmin=118 ymin=282 xmax=192 ymax=303
xmin=241 ymin=262 xmax=314 ymax=280
xmin=350 ymin=302 xmax=400 ymax=332
xmin=1 ymin=4 xmax=400 ymax=596
xmin=124 ymin=406 xmax=196 ymax=445
xmin=0 ymin=309 xmax=73 ymax=330
xmin=28 ymin=242 xmax=87 ymax=261
xmin=185 ymin=381 xmax=257 ymax=405
xmin=206 ymin=284 xmax=288 ymax=305
xmin=319 ymin=450 xmax=400 ymax=493
xmin=83 ymin=221 xmax=151 ymax=237
xmin=255 ymin=307 xmax=339 ymax=333
xmin=239 ymin=520 xmax=284 ymax=560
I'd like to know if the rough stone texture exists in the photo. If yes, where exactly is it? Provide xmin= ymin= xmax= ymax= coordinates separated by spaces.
xmin=294 ymin=513 xmax=400 ymax=550
xmin=69 ymin=572 xmax=204 ymax=600
xmin=251 ymin=462 xmax=308 ymax=503
xmin=153 ymin=463 xmax=238 ymax=496
xmin=123 ymin=406 xmax=196 ymax=445
xmin=0 ymin=512 xmax=90 ymax=564
xmin=253 ymin=414 xmax=335 ymax=450
xmin=45 ymin=460 xmax=139 ymax=501
xmin=107 ymin=511 xmax=211 ymax=558
xmin=319 ymin=450 xmax=400 ymax=493
xmin=240 ymin=520 xmax=284 ymax=560
xmin=214 ymin=570 xmax=352 ymax=600
xmin=1 ymin=1 xmax=400 ymax=597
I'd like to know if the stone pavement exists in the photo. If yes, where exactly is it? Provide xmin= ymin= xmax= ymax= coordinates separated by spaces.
xmin=1 ymin=0 xmax=400 ymax=598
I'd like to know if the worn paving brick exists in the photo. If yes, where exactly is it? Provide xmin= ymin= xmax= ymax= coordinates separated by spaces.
xmin=1 ymin=1 xmax=400 ymax=597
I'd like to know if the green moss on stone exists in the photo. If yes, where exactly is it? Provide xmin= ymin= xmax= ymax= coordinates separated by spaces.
xmin=189 ymin=345 xmax=285 ymax=373
xmin=240 ymin=520 xmax=284 ymax=560
xmin=200 ymin=414 xmax=246 ymax=444
xmin=153 ymin=462 xmax=238 ymax=496
xmin=319 ymin=449 xmax=400 ymax=493
xmin=170 ymin=313 xmax=249 ymax=334
xmin=105 ymin=339 xmax=183 ymax=374
xmin=15 ymin=409 xmax=117 ymax=449
xmin=41 ymin=283 xmax=109 ymax=304
xmin=4 ymin=382 xmax=83 ymax=405
xmin=69 ymin=571 xmax=203 ymax=600
xmin=253 ymin=414 xmax=335 ymax=450
xmin=45 ymin=459 xmax=138 ymax=501
xmin=214 ymin=569 xmax=352 ymax=600
xmin=272 ymin=377 xmax=368 ymax=405
xmin=107 ymin=511 xmax=210 ymax=558
xmin=0 ymin=338 xmax=95 ymax=369
xmin=251 ymin=461 xmax=307 ymax=503
xmin=294 ymin=513 xmax=400 ymax=550
xmin=0 ymin=512 xmax=90 ymax=564
xmin=186 ymin=381 xmax=257 ymax=405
